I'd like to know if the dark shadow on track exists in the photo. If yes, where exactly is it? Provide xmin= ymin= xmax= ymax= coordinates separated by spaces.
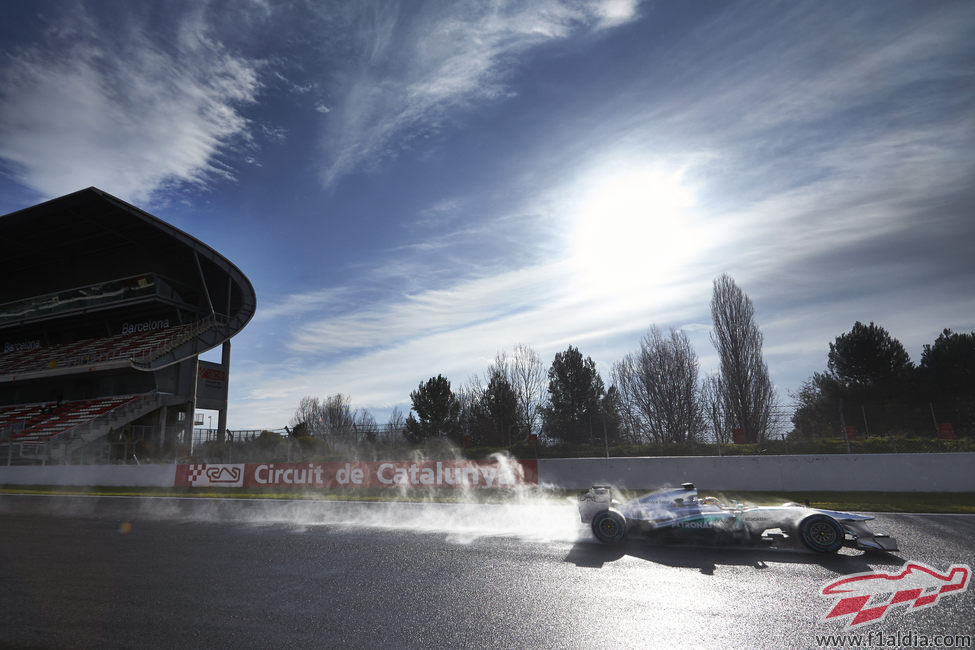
xmin=565 ymin=537 xmax=904 ymax=575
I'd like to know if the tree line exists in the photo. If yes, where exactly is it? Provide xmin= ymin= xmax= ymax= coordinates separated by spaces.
xmin=287 ymin=275 xmax=973 ymax=451
xmin=289 ymin=274 xmax=784 ymax=448
xmin=791 ymin=323 xmax=975 ymax=439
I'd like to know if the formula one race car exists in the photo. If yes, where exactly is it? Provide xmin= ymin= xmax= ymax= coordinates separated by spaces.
xmin=578 ymin=483 xmax=898 ymax=554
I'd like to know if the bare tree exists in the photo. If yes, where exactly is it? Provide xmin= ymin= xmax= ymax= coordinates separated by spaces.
xmin=613 ymin=326 xmax=705 ymax=443
xmin=290 ymin=394 xmax=374 ymax=446
xmin=709 ymin=274 xmax=775 ymax=442
xmin=510 ymin=343 xmax=546 ymax=439
xmin=489 ymin=351 xmax=508 ymax=378
xmin=291 ymin=396 xmax=326 ymax=438
xmin=461 ymin=346 xmax=546 ymax=444
xmin=613 ymin=354 xmax=651 ymax=442
xmin=386 ymin=406 xmax=406 ymax=441
xmin=354 ymin=409 xmax=377 ymax=444
xmin=701 ymin=373 xmax=731 ymax=444
xmin=320 ymin=393 xmax=357 ymax=444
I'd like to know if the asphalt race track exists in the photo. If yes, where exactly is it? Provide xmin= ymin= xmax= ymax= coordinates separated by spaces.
xmin=1 ymin=495 xmax=973 ymax=649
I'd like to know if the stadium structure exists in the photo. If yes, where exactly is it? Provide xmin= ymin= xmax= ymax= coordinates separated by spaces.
xmin=0 ymin=187 xmax=256 ymax=464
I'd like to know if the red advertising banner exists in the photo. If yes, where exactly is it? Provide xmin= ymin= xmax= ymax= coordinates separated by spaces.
xmin=175 ymin=459 xmax=539 ymax=489
xmin=199 ymin=367 xmax=227 ymax=382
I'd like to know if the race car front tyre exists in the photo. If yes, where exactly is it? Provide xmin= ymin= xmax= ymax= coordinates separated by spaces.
xmin=591 ymin=509 xmax=627 ymax=544
xmin=797 ymin=514 xmax=844 ymax=553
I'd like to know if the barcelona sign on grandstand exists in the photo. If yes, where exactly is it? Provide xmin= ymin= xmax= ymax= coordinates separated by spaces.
xmin=176 ymin=459 xmax=539 ymax=489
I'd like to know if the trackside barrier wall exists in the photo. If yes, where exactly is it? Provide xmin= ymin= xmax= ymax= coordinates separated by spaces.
xmin=0 ymin=454 xmax=972 ymax=492
xmin=536 ymin=453 xmax=975 ymax=492
xmin=0 ymin=459 xmax=538 ymax=489
xmin=0 ymin=464 xmax=176 ymax=487
xmin=175 ymin=460 xmax=538 ymax=489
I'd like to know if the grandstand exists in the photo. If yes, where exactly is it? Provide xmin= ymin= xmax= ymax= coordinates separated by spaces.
xmin=0 ymin=187 xmax=256 ymax=464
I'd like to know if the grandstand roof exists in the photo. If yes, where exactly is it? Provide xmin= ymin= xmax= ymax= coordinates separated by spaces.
xmin=0 ymin=187 xmax=256 ymax=337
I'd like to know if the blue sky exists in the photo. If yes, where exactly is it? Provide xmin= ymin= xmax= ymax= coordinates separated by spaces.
xmin=1 ymin=0 xmax=973 ymax=430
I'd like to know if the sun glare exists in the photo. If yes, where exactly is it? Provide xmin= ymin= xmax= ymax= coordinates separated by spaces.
xmin=569 ymin=167 xmax=700 ymax=295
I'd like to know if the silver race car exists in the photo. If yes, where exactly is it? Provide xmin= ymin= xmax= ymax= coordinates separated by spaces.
xmin=578 ymin=482 xmax=898 ymax=554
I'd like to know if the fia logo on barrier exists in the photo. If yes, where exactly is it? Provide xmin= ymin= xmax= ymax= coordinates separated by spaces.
xmin=821 ymin=562 xmax=970 ymax=627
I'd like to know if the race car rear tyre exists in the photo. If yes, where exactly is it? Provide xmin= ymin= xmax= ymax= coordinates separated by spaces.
xmin=797 ymin=514 xmax=844 ymax=553
xmin=591 ymin=510 xmax=627 ymax=544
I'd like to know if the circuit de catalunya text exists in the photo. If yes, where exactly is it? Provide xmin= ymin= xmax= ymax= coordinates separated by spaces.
xmin=175 ymin=459 xmax=539 ymax=489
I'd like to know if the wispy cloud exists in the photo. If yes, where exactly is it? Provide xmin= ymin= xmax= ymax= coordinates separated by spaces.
xmin=286 ymin=261 xmax=568 ymax=354
xmin=0 ymin=5 xmax=262 ymax=204
xmin=316 ymin=0 xmax=642 ymax=186
xmin=254 ymin=287 xmax=351 ymax=322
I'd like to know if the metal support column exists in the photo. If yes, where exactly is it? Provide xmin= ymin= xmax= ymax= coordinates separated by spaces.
xmin=217 ymin=340 xmax=230 ymax=440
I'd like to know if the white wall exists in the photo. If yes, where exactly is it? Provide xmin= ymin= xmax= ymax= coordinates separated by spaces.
xmin=0 ymin=464 xmax=176 ymax=487
xmin=537 ymin=453 xmax=975 ymax=492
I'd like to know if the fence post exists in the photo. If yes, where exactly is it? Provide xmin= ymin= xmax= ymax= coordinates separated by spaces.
xmin=839 ymin=398 xmax=851 ymax=454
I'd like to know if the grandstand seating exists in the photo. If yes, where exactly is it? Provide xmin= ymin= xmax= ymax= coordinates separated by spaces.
xmin=1 ymin=188 xmax=255 ymax=463
xmin=0 ymin=318 xmax=214 ymax=376
xmin=0 ymin=396 xmax=138 ymax=442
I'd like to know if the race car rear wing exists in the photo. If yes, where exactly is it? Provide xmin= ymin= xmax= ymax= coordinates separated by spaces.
xmin=578 ymin=486 xmax=617 ymax=523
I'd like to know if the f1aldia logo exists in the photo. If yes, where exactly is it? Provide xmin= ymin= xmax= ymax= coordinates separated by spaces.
xmin=821 ymin=562 xmax=970 ymax=627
